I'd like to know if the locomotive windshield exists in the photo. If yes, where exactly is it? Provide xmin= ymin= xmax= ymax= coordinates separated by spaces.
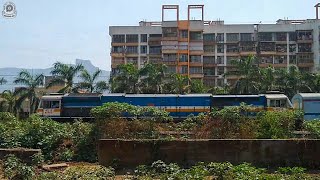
xmin=41 ymin=100 xmax=60 ymax=109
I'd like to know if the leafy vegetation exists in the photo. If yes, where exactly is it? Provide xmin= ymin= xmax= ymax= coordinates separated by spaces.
xmin=133 ymin=160 xmax=316 ymax=180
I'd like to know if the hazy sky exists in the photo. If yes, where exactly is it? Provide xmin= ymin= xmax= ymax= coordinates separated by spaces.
xmin=0 ymin=0 xmax=317 ymax=71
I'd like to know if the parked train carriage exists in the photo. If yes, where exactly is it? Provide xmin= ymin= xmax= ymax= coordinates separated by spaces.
xmin=122 ymin=94 xmax=212 ymax=118
xmin=211 ymin=95 xmax=266 ymax=110
xmin=292 ymin=93 xmax=320 ymax=120
xmin=61 ymin=93 xmax=102 ymax=118
xmin=37 ymin=94 xmax=63 ymax=117
xmin=264 ymin=94 xmax=293 ymax=110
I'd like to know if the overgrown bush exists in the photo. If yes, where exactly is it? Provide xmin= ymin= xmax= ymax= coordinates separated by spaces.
xmin=91 ymin=102 xmax=172 ymax=122
xmin=304 ymin=120 xmax=320 ymax=138
xmin=256 ymin=110 xmax=301 ymax=139
xmin=3 ymin=154 xmax=35 ymax=180
xmin=0 ymin=112 xmax=16 ymax=121
xmin=0 ymin=115 xmax=96 ymax=162
xmin=133 ymin=161 xmax=316 ymax=179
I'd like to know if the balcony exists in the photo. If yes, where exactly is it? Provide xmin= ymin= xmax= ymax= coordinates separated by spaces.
xmin=297 ymin=59 xmax=314 ymax=67
xmin=148 ymin=37 xmax=162 ymax=46
xmin=259 ymin=42 xmax=276 ymax=55
xmin=296 ymin=30 xmax=313 ymax=43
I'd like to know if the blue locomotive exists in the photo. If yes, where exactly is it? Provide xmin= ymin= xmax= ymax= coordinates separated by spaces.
xmin=37 ymin=93 xmax=292 ymax=119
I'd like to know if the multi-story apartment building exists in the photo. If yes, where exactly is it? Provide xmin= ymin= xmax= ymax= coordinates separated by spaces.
xmin=109 ymin=5 xmax=320 ymax=87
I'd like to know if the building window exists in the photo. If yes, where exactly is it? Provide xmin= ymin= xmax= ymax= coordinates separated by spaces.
xmin=298 ymin=43 xmax=312 ymax=52
xmin=204 ymin=45 xmax=215 ymax=53
xmin=240 ymin=33 xmax=252 ymax=41
xmin=112 ymin=34 xmax=125 ymax=43
xmin=190 ymin=55 xmax=202 ymax=63
xmin=289 ymin=32 xmax=296 ymax=41
xmin=217 ymin=44 xmax=224 ymax=53
xmin=166 ymin=66 xmax=176 ymax=74
xmin=163 ymin=54 xmax=177 ymax=62
xmin=190 ymin=31 xmax=202 ymax=40
xmin=217 ymin=67 xmax=224 ymax=75
xmin=276 ymin=44 xmax=287 ymax=53
xmin=276 ymin=32 xmax=287 ymax=41
xmin=140 ymin=34 xmax=147 ymax=42
xmin=260 ymin=56 xmax=273 ymax=64
xmin=126 ymin=34 xmax=138 ymax=43
xmin=112 ymin=46 xmax=124 ymax=53
xmin=163 ymin=27 xmax=178 ymax=37
xmin=289 ymin=55 xmax=297 ymax=64
xmin=260 ymin=42 xmax=275 ymax=52
xmin=180 ymin=66 xmax=188 ymax=74
xmin=289 ymin=44 xmax=296 ymax=52
xmin=297 ymin=31 xmax=313 ymax=41
xmin=190 ymin=67 xmax=203 ymax=74
xmin=179 ymin=54 xmax=188 ymax=62
xmin=127 ymin=57 xmax=138 ymax=64
xmin=140 ymin=46 xmax=147 ymax=54
xmin=226 ymin=33 xmax=239 ymax=42
xmin=203 ymin=56 xmax=215 ymax=64
xmin=149 ymin=46 xmax=162 ymax=54
xmin=203 ymin=33 xmax=215 ymax=41
xmin=259 ymin=32 xmax=273 ymax=41
xmin=216 ymin=33 xmax=224 ymax=42
xmin=226 ymin=44 xmax=239 ymax=53
xmin=180 ymin=30 xmax=188 ymax=38
xmin=274 ymin=55 xmax=287 ymax=64
xmin=203 ymin=68 xmax=215 ymax=76
xmin=217 ymin=56 xmax=224 ymax=64
xmin=126 ymin=46 xmax=138 ymax=54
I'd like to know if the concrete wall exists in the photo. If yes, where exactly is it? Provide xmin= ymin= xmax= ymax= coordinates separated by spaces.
xmin=98 ymin=139 xmax=320 ymax=168
xmin=0 ymin=148 xmax=41 ymax=163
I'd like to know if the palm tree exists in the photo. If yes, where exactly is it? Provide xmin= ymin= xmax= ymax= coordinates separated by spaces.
xmin=227 ymin=55 xmax=260 ymax=94
xmin=190 ymin=79 xmax=207 ymax=93
xmin=139 ymin=63 xmax=167 ymax=93
xmin=167 ymin=73 xmax=190 ymax=94
xmin=14 ymin=70 xmax=44 ymax=114
xmin=0 ymin=77 xmax=7 ymax=85
xmin=48 ymin=62 xmax=84 ymax=93
xmin=259 ymin=66 xmax=276 ymax=93
xmin=275 ymin=65 xmax=311 ymax=98
xmin=110 ymin=63 xmax=140 ymax=93
xmin=0 ymin=90 xmax=18 ymax=114
xmin=77 ymin=69 xmax=108 ymax=93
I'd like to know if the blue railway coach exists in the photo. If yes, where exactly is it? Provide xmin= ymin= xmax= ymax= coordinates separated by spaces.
xmin=292 ymin=93 xmax=320 ymax=120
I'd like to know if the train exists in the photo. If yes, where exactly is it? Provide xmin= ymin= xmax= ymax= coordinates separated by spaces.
xmin=36 ymin=93 xmax=293 ymax=119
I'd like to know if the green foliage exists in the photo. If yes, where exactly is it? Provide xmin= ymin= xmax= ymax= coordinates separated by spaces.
xmin=3 ymin=154 xmax=35 ymax=180
xmin=0 ymin=112 xmax=16 ymax=121
xmin=276 ymin=167 xmax=306 ymax=175
xmin=0 ymin=115 xmax=96 ymax=162
xmin=63 ymin=165 xmax=115 ymax=180
xmin=91 ymin=102 xmax=172 ymax=122
xmin=256 ymin=110 xmax=300 ymax=139
xmin=304 ymin=120 xmax=320 ymax=138
xmin=31 ymin=152 xmax=45 ymax=166
xmin=133 ymin=161 xmax=316 ymax=180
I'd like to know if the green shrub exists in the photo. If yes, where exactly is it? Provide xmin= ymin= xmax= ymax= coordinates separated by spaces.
xmin=257 ymin=110 xmax=299 ymax=139
xmin=63 ymin=165 xmax=115 ymax=180
xmin=276 ymin=166 xmax=306 ymax=175
xmin=91 ymin=102 xmax=172 ymax=122
xmin=3 ymin=154 xmax=35 ymax=180
xmin=304 ymin=120 xmax=320 ymax=138
xmin=0 ymin=112 xmax=16 ymax=121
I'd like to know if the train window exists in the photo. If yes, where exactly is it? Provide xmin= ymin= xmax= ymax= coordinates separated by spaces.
xmin=269 ymin=99 xmax=286 ymax=108
xmin=42 ymin=101 xmax=60 ymax=108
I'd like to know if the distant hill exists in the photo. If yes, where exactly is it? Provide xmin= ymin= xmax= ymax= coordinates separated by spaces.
xmin=0 ymin=59 xmax=110 ymax=92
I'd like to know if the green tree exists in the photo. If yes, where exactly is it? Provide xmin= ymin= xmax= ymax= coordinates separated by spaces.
xmin=110 ymin=63 xmax=140 ymax=93
xmin=0 ymin=77 xmax=7 ymax=85
xmin=259 ymin=66 xmax=276 ymax=93
xmin=227 ymin=55 xmax=260 ymax=94
xmin=14 ymin=70 xmax=44 ymax=114
xmin=275 ymin=66 xmax=311 ymax=98
xmin=48 ymin=62 xmax=84 ymax=93
xmin=190 ymin=79 xmax=207 ymax=93
xmin=77 ymin=69 xmax=108 ymax=93
xmin=165 ymin=73 xmax=190 ymax=94
xmin=0 ymin=90 xmax=18 ymax=113
xmin=139 ymin=63 xmax=167 ymax=93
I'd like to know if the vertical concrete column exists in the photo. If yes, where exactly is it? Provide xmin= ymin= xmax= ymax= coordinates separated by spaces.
xmin=138 ymin=34 xmax=141 ymax=69
xmin=287 ymin=32 xmax=290 ymax=70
